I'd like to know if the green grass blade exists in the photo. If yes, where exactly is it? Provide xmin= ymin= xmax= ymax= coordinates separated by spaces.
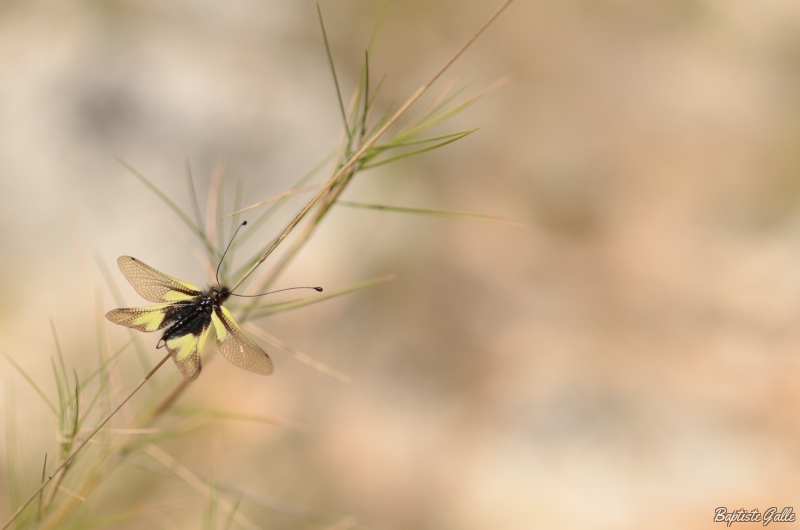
xmin=366 ymin=96 xmax=396 ymax=138
xmin=230 ymin=155 xmax=333 ymax=279
xmin=186 ymin=159 xmax=206 ymax=234
xmin=76 ymin=340 xmax=133 ymax=395
xmin=222 ymin=491 xmax=243 ymax=530
xmin=394 ymin=82 xmax=474 ymax=140
xmin=370 ymin=128 xmax=481 ymax=154
xmin=246 ymin=274 xmax=396 ymax=317
xmin=318 ymin=2 xmax=351 ymax=141
xmin=1 ymin=351 xmax=57 ymax=417
xmin=237 ymin=163 xmax=326 ymax=241
xmin=337 ymin=201 xmax=526 ymax=226
xmin=115 ymin=157 xmax=216 ymax=257
xmin=367 ymin=0 xmax=388 ymax=54
xmin=367 ymin=72 xmax=387 ymax=116
xmin=37 ymin=452 xmax=47 ymax=521
xmin=50 ymin=359 xmax=66 ymax=433
xmin=361 ymin=50 xmax=370 ymax=140
xmin=361 ymin=130 xmax=476 ymax=169
xmin=5 ymin=383 xmax=21 ymax=525
xmin=49 ymin=320 xmax=69 ymax=401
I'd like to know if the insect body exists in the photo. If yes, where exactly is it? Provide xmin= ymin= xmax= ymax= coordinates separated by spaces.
xmin=105 ymin=256 xmax=273 ymax=381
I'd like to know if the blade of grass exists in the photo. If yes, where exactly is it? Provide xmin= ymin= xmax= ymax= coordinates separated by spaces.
xmin=318 ymin=2 xmax=350 ymax=141
xmin=2 ymin=353 xmax=172 ymax=530
xmin=5 ymin=383 xmax=20 ymax=527
xmin=361 ymin=51 xmax=370 ymax=140
xmin=51 ymin=359 xmax=66 ymax=428
xmin=143 ymin=444 xmax=262 ymax=530
xmin=222 ymin=491 xmax=243 ymax=530
xmin=400 ymin=75 xmax=511 ymax=141
xmin=167 ymin=407 xmax=310 ymax=432
xmin=394 ymin=78 xmax=468 ymax=138
xmin=361 ymin=129 xmax=477 ymax=169
xmin=186 ymin=160 xmax=206 ymax=236
xmin=244 ymin=325 xmax=351 ymax=383
xmin=337 ymin=201 xmax=526 ymax=227
xmin=367 ymin=0 xmax=388 ymax=54
xmin=247 ymin=274 xmax=396 ymax=316
xmin=75 ymin=340 xmax=133 ymax=398
xmin=37 ymin=453 xmax=47 ymax=521
xmin=115 ymin=157 xmax=216 ymax=257
xmin=222 ymin=184 xmax=323 ymax=220
xmin=50 ymin=321 xmax=69 ymax=403
xmin=369 ymin=128 xmax=481 ymax=153
xmin=1 ymin=351 xmax=57 ymax=417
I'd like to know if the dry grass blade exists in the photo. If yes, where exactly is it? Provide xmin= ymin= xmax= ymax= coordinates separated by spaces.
xmin=337 ymin=201 xmax=526 ymax=227
xmin=221 ymin=184 xmax=323 ymax=219
xmin=143 ymin=444 xmax=262 ymax=530
xmin=244 ymin=325 xmax=352 ymax=383
xmin=168 ymin=407 xmax=311 ymax=432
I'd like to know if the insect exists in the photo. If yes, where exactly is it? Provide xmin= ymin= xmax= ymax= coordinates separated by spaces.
xmin=105 ymin=222 xmax=321 ymax=381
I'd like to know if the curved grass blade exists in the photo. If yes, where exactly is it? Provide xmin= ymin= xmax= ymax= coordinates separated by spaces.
xmin=1 ymin=351 xmax=57 ymax=417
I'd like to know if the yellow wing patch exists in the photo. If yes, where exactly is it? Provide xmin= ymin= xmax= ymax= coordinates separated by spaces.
xmin=105 ymin=304 xmax=173 ymax=333
xmin=211 ymin=311 xmax=227 ymax=342
xmin=165 ymin=325 xmax=211 ymax=381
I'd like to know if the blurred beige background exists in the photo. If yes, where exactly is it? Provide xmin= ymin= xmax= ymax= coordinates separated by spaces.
xmin=3 ymin=0 xmax=800 ymax=528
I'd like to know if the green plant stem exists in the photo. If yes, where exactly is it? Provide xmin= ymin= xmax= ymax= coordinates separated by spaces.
xmin=1 ymin=353 xmax=171 ymax=530
xmin=229 ymin=0 xmax=514 ymax=293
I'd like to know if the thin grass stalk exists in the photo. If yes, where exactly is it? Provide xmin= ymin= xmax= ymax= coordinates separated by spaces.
xmin=1 ymin=353 xmax=171 ymax=530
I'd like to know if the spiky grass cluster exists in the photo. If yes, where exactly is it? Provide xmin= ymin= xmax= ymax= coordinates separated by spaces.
xmin=2 ymin=2 xmax=514 ymax=528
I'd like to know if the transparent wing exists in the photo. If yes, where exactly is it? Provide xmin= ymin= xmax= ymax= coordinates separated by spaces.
xmin=212 ymin=306 xmax=273 ymax=375
xmin=117 ymin=256 xmax=201 ymax=303
xmin=105 ymin=304 xmax=174 ymax=332
xmin=163 ymin=323 xmax=211 ymax=381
